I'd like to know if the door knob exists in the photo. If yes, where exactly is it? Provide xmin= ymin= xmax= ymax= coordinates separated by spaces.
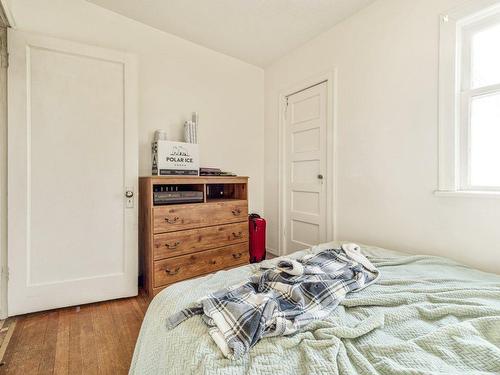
xmin=125 ymin=190 xmax=134 ymax=198
xmin=317 ymin=174 xmax=324 ymax=180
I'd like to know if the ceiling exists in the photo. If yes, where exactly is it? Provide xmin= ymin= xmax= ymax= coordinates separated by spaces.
xmin=85 ymin=0 xmax=376 ymax=67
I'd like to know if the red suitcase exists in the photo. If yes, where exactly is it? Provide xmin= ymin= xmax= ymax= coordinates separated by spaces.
xmin=249 ymin=214 xmax=266 ymax=263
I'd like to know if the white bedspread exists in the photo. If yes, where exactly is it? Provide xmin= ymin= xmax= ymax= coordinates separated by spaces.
xmin=129 ymin=242 xmax=500 ymax=375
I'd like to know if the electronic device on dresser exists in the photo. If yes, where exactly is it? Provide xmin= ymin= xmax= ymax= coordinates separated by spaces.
xmin=153 ymin=191 xmax=204 ymax=205
xmin=139 ymin=176 xmax=249 ymax=296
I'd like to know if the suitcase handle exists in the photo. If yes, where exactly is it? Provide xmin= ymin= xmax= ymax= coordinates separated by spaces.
xmin=249 ymin=214 xmax=262 ymax=230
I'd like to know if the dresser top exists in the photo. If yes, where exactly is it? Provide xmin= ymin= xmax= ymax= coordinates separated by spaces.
xmin=140 ymin=176 xmax=248 ymax=184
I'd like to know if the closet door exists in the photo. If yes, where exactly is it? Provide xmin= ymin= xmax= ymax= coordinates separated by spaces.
xmin=8 ymin=30 xmax=138 ymax=315
xmin=285 ymin=82 xmax=328 ymax=253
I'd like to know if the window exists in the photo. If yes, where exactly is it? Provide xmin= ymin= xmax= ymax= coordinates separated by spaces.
xmin=438 ymin=0 xmax=500 ymax=194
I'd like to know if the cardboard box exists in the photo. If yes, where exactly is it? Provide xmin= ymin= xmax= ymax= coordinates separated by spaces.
xmin=152 ymin=141 xmax=199 ymax=176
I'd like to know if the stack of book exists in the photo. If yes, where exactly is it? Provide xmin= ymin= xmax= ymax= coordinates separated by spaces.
xmin=184 ymin=112 xmax=198 ymax=144
xmin=199 ymin=167 xmax=236 ymax=176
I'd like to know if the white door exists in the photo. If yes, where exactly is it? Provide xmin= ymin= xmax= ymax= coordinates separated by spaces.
xmin=8 ymin=30 xmax=138 ymax=316
xmin=285 ymin=82 xmax=328 ymax=253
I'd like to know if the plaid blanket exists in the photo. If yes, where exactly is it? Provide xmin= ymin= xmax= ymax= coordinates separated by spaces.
xmin=166 ymin=244 xmax=380 ymax=359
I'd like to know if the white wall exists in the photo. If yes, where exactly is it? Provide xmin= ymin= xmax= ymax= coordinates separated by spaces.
xmin=7 ymin=0 xmax=500 ymax=274
xmin=7 ymin=0 xmax=265 ymax=214
xmin=265 ymin=0 xmax=500 ymax=273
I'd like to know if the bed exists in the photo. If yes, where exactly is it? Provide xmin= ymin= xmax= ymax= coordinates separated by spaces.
xmin=130 ymin=242 xmax=500 ymax=374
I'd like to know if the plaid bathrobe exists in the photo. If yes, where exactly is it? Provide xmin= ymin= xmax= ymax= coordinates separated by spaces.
xmin=167 ymin=246 xmax=380 ymax=359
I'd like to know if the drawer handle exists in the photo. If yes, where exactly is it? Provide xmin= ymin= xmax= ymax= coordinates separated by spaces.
xmin=232 ymin=231 xmax=243 ymax=239
xmin=165 ymin=241 xmax=181 ymax=249
xmin=232 ymin=253 xmax=242 ymax=260
xmin=165 ymin=267 xmax=180 ymax=276
xmin=231 ymin=208 xmax=242 ymax=216
xmin=209 ymin=260 xmax=217 ymax=265
xmin=165 ymin=216 xmax=180 ymax=224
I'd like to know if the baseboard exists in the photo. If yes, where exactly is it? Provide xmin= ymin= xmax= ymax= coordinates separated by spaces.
xmin=266 ymin=247 xmax=279 ymax=257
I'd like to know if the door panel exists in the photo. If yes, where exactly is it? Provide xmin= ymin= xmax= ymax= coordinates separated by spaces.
xmin=292 ymin=128 xmax=320 ymax=153
xmin=292 ymin=191 xmax=320 ymax=215
xmin=291 ymin=94 xmax=321 ymax=123
xmin=30 ymin=46 xmax=124 ymax=285
xmin=291 ymin=220 xmax=320 ymax=247
xmin=292 ymin=159 xmax=320 ymax=183
xmin=285 ymin=82 xmax=327 ymax=253
xmin=8 ymin=30 xmax=138 ymax=315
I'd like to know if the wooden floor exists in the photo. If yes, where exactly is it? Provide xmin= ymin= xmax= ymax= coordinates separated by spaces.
xmin=0 ymin=291 xmax=150 ymax=375
xmin=0 ymin=258 xmax=275 ymax=374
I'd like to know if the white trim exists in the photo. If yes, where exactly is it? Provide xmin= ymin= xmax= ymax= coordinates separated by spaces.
xmin=0 ymin=0 xmax=15 ymax=27
xmin=0 ymin=26 xmax=5 ymax=319
xmin=438 ymin=0 xmax=500 ymax=195
xmin=266 ymin=247 xmax=280 ymax=257
xmin=438 ymin=11 xmax=460 ymax=191
xmin=434 ymin=190 xmax=500 ymax=199
xmin=462 ymin=83 xmax=500 ymax=98
xmin=445 ymin=0 xmax=500 ymax=23
xmin=277 ymin=70 xmax=337 ymax=256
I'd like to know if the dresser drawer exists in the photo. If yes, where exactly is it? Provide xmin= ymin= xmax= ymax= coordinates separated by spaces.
xmin=154 ymin=242 xmax=249 ymax=287
xmin=153 ymin=222 xmax=248 ymax=260
xmin=153 ymin=200 xmax=248 ymax=233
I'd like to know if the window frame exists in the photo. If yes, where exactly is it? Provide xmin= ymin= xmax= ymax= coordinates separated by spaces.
xmin=438 ymin=0 xmax=500 ymax=195
xmin=460 ymin=14 xmax=500 ymax=191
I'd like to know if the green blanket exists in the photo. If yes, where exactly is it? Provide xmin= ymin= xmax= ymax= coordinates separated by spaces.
xmin=129 ymin=242 xmax=500 ymax=374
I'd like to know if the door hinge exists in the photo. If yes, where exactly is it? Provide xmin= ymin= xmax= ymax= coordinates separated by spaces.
xmin=0 ymin=28 xmax=7 ymax=69
xmin=0 ymin=52 xmax=8 ymax=69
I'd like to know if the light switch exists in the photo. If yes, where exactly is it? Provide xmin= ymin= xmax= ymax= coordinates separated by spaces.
xmin=126 ymin=197 xmax=134 ymax=208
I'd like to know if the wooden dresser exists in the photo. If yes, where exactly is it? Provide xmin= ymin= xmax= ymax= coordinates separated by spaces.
xmin=139 ymin=176 xmax=249 ymax=296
